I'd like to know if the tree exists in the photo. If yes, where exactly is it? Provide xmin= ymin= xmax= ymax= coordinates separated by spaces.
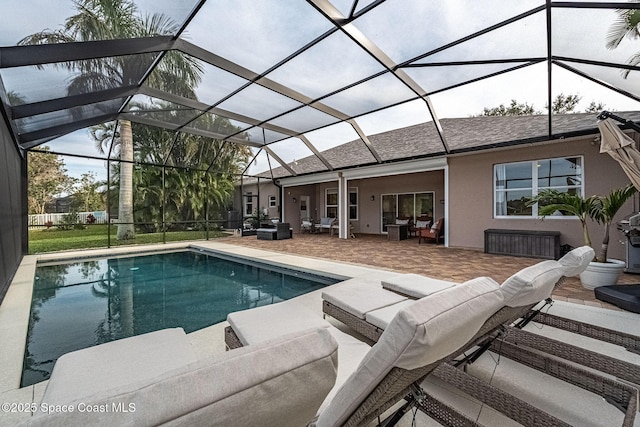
xmin=27 ymin=147 xmax=74 ymax=214
xmin=20 ymin=0 xmax=203 ymax=240
xmin=606 ymin=3 xmax=640 ymax=78
xmin=92 ymin=116 xmax=251 ymax=233
xmin=480 ymin=93 xmax=605 ymax=116
xmin=585 ymin=101 xmax=607 ymax=113
xmin=547 ymin=93 xmax=581 ymax=114
xmin=71 ymin=172 xmax=104 ymax=212
xmin=481 ymin=99 xmax=539 ymax=116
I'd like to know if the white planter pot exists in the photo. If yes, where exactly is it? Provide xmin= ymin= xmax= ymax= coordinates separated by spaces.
xmin=579 ymin=259 xmax=626 ymax=289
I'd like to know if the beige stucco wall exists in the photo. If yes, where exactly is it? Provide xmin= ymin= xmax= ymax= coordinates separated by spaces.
xmin=448 ymin=136 xmax=638 ymax=260
xmin=280 ymin=171 xmax=445 ymax=234
xmin=237 ymin=180 xmax=280 ymax=220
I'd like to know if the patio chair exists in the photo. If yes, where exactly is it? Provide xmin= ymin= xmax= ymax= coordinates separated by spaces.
xmin=301 ymin=218 xmax=315 ymax=233
xmin=227 ymin=264 xmax=637 ymax=426
xmin=418 ymin=217 xmax=444 ymax=244
xmin=25 ymin=327 xmax=339 ymax=427
xmin=409 ymin=215 xmax=432 ymax=238
xmin=315 ymin=217 xmax=337 ymax=233
xmin=227 ymin=276 xmax=576 ymax=426
xmin=318 ymin=248 xmax=639 ymax=425
xmin=323 ymin=246 xmax=595 ymax=343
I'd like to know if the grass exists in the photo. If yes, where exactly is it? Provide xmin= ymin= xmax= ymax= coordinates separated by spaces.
xmin=28 ymin=225 xmax=228 ymax=254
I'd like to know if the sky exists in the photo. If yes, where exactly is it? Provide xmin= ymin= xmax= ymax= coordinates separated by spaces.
xmin=6 ymin=0 xmax=640 ymax=178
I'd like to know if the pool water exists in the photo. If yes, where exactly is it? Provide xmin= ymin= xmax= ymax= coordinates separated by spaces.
xmin=22 ymin=250 xmax=340 ymax=387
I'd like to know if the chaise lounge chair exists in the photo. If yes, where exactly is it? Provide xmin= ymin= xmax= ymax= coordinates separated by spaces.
xmin=226 ymin=247 xmax=638 ymax=426
xmin=23 ymin=327 xmax=339 ymax=427
xmin=319 ymin=246 xmax=640 ymax=424
xmin=227 ymin=275 xmax=588 ymax=426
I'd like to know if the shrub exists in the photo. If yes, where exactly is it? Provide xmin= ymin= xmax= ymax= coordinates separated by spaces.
xmin=44 ymin=220 xmax=54 ymax=229
xmin=57 ymin=212 xmax=80 ymax=231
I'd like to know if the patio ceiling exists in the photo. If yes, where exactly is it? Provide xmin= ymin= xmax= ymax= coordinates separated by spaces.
xmin=2 ymin=1 xmax=640 ymax=178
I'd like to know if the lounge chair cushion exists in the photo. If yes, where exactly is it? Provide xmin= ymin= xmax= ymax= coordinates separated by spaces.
xmin=315 ymin=276 xmax=504 ymax=427
xmin=365 ymin=299 xmax=415 ymax=330
xmin=38 ymin=328 xmax=197 ymax=408
xmin=558 ymin=246 xmax=595 ymax=277
xmin=322 ymin=282 xmax=407 ymax=319
xmin=381 ymin=273 xmax=457 ymax=299
xmin=500 ymin=260 xmax=565 ymax=307
xmin=226 ymin=301 xmax=370 ymax=414
xmin=30 ymin=328 xmax=338 ymax=427
xmin=228 ymin=301 xmax=330 ymax=346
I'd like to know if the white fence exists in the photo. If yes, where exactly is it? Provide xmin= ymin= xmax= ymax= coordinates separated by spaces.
xmin=29 ymin=211 xmax=108 ymax=227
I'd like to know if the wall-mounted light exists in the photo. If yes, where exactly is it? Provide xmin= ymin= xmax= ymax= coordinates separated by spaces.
xmin=292 ymin=197 xmax=297 ymax=203
xmin=370 ymin=195 xmax=375 ymax=201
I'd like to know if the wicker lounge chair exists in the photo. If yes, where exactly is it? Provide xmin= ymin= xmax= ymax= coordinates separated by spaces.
xmin=25 ymin=327 xmax=339 ymax=427
xmin=227 ymin=252 xmax=638 ymax=426
xmin=319 ymin=247 xmax=639 ymax=425
xmin=227 ymin=276 xmax=593 ymax=426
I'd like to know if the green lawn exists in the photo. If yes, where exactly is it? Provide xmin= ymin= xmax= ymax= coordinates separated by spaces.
xmin=28 ymin=225 xmax=228 ymax=254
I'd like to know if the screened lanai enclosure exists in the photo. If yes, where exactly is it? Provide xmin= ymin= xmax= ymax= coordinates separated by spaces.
xmin=3 ymin=1 xmax=640 ymax=299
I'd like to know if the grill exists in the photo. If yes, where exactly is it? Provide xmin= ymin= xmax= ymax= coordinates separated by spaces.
xmin=619 ymin=213 xmax=640 ymax=274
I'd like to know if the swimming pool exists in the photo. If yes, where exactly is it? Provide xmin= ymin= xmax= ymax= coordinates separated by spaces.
xmin=22 ymin=249 xmax=342 ymax=387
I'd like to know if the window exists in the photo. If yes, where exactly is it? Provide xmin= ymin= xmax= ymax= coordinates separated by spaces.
xmin=244 ymin=192 xmax=253 ymax=216
xmin=268 ymin=195 xmax=277 ymax=208
xmin=325 ymin=188 xmax=358 ymax=220
xmin=494 ymin=156 xmax=583 ymax=217
xmin=381 ymin=192 xmax=434 ymax=232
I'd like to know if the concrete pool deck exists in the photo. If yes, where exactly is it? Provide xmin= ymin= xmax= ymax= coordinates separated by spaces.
xmin=1 ymin=240 xmax=640 ymax=426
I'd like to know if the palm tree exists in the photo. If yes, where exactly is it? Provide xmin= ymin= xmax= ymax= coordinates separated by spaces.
xmin=590 ymin=184 xmax=637 ymax=262
xmin=606 ymin=1 xmax=640 ymax=78
xmin=528 ymin=184 xmax=637 ymax=262
xmin=19 ymin=0 xmax=202 ymax=240
xmin=527 ymin=189 xmax=599 ymax=248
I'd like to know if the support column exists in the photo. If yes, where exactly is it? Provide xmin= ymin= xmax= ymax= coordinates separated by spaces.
xmin=338 ymin=173 xmax=348 ymax=239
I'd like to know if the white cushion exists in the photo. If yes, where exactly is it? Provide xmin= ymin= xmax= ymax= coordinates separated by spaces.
xmin=227 ymin=301 xmax=330 ymax=345
xmin=395 ymin=219 xmax=409 ymax=225
xmin=39 ymin=328 xmax=197 ymax=408
xmin=415 ymin=220 xmax=430 ymax=228
xmin=226 ymin=301 xmax=369 ymax=416
xmin=317 ymin=328 xmax=370 ymax=414
xmin=558 ymin=246 xmax=595 ymax=277
xmin=500 ymin=260 xmax=565 ymax=307
xmin=381 ymin=273 xmax=457 ymax=299
xmin=365 ymin=300 xmax=414 ymax=330
xmin=322 ymin=283 xmax=407 ymax=319
xmin=32 ymin=328 xmax=338 ymax=427
xmin=316 ymin=277 xmax=504 ymax=427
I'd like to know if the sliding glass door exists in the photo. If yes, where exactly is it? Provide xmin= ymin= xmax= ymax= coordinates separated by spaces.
xmin=381 ymin=192 xmax=434 ymax=232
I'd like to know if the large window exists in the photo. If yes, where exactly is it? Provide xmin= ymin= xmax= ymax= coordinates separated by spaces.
xmin=494 ymin=156 xmax=583 ymax=217
xmin=325 ymin=188 xmax=358 ymax=219
xmin=381 ymin=192 xmax=434 ymax=232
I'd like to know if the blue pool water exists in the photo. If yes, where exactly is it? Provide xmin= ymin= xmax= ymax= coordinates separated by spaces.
xmin=22 ymin=249 xmax=341 ymax=387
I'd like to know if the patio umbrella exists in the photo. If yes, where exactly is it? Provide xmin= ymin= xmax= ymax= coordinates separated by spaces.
xmin=598 ymin=117 xmax=640 ymax=191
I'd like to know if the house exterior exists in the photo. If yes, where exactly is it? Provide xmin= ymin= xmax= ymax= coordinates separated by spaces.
xmin=235 ymin=112 xmax=640 ymax=261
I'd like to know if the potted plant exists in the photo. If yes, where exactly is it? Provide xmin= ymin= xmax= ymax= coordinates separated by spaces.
xmin=529 ymin=184 xmax=637 ymax=289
